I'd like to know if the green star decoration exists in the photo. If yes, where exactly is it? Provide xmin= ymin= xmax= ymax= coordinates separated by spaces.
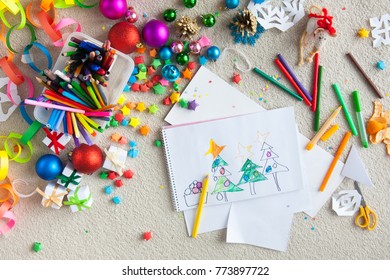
xmin=136 ymin=70 xmax=147 ymax=81
xmin=179 ymin=99 xmax=188 ymax=108
xmin=164 ymin=59 xmax=172 ymax=65
xmin=99 ymin=172 xmax=108 ymax=179
xmin=148 ymin=104 xmax=159 ymax=114
xmin=153 ymin=83 xmax=166 ymax=95
xmin=151 ymin=58 xmax=162 ymax=69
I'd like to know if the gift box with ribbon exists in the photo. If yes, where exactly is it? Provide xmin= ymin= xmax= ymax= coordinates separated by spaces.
xmin=103 ymin=145 xmax=127 ymax=176
xmin=56 ymin=162 xmax=82 ymax=191
xmin=64 ymin=185 xmax=93 ymax=213
xmin=36 ymin=182 xmax=68 ymax=210
xmin=42 ymin=130 xmax=71 ymax=155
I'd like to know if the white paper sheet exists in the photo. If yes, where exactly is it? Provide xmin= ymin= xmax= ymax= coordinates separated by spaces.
xmin=227 ymin=199 xmax=294 ymax=252
xmin=332 ymin=190 xmax=361 ymax=216
xmin=164 ymin=66 xmax=261 ymax=125
xmin=341 ymin=145 xmax=374 ymax=187
xmin=163 ymin=107 xmax=304 ymax=212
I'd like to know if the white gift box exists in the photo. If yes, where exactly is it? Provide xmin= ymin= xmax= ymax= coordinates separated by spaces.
xmin=103 ymin=145 xmax=127 ymax=175
xmin=42 ymin=131 xmax=71 ymax=155
xmin=65 ymin=185 xmax=93 ymax=213
xmin=56 ymin=162 xmax=83 ymax=191
xmin=40 ymin=182 xmax=68 ymax=210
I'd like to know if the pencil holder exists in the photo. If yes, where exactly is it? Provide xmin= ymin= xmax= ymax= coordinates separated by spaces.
xmin=33 ymin=32 xmax=134 ymax=130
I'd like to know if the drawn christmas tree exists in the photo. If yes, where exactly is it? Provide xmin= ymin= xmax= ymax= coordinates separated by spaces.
xmin=260 ymin=142 xmax=289 ymax=191
xmin=237 ymin=159 xmax=267 ymax=195
xmin=211 ymin=155 xmax=243 ymax=202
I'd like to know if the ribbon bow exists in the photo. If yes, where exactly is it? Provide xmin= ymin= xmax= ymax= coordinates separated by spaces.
xmin=63 ymin=187 xmax=91 ymax=211
xmin=56 ymin=169 xmax=81 ymax=188
xmin=36 ymin=186 xmax=68 ymax=208
xmin=309 ymin=8 xmax=336 ymax=36
xmin=104 ymin=148 xmax=125 ymax=175
xmin=43 ymin=129 xmax=65 ymax=155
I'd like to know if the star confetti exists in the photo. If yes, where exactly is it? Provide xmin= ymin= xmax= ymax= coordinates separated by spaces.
xmin=136 ymin=71 xmax=147 ymax=81
xmin=148 ymin=104 xmax=159 ymax=114
xmin=187 ymin=99 xmax=199 ymax=110
xmin=136 ymin=102 xmax=146 ymax=112
xmin=129 ymin=117 xmax=140 ymax=128
xmin=232 ymin=73 xmax=242 ymax=84
xmin=181 ymin=68 xmax=192 ymax=79
xmin=153 ymin=83 xmax=166 ymax=95
xmin=120 ymin=105 xmax=130 ymax=116
xmin=357 ymin=28 xmax=370 ymax=38
xmin=151 ymin=58 xmax=162 ymax=69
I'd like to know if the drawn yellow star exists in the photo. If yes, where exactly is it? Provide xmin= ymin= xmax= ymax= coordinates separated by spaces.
xmin=357 ymin=28 xmax=370 ymax=38
xmin=205 ymin=139 xmax=225 ymax=159
xmin=235 ymin=143 xmax=254 ymax=163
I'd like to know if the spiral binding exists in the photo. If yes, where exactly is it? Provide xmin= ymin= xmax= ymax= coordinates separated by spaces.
xmin=161 ymin=128 xmax=180 ymax=212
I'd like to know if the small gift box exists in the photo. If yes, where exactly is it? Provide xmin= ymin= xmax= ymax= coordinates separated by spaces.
xmin=103 ymin=145 xmax=127 ymax=176
xmin=42 ymin=131 xmax=71 ymax=155
xmin=37 ymin=182 xmax=68 ymax=210
xmin=56 ymin=162 xmax=82 ymax=191
xmin=64 ymin=185 xmax=93 ymax=213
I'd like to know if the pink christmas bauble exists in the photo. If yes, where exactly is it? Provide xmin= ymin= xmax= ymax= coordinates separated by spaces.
xmin=99 ymin=0 xmax=127 ymax=20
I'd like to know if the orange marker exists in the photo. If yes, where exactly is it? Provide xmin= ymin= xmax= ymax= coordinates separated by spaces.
xmin=319 ymin=131 xmax=352 ymax=192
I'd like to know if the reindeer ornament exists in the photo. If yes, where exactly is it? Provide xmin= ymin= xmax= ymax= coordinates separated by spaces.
xmin=298 ymin=6 xmax=336 ymax=66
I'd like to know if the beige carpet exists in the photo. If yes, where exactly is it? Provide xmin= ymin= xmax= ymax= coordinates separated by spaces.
xmin=0 ymin=0 xmax=389 ymax=259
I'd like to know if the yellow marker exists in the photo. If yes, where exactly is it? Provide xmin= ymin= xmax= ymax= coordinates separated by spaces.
xmin=70 ymin=113 xmax=80 ymax=138
xmin=76 ymin=113 xmax=96 ymax=136
xmin=79 ymin=114 xmax=101 ymax=131
xmin=306 ymin=106 xmax=342 ymax=150
xmin=320 ymin=124 xmax=339 ymax=142
xmin=192 ymin=175 xmax=210 ymax=238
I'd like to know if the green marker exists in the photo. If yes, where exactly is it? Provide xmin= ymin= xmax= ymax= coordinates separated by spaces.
xmin=332 ymin=83 xmax=358 ymax=136
xmin=352 ymin=90 xmax=369 ymax=148
xmin=253 ymin=67 xmax=303 ymax=101
xmin=314 ymin=66 xmax=323 ymax=131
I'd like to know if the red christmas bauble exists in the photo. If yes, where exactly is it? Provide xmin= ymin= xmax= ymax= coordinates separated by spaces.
xmin=108 ymin=22 xmax=140 ymax=54
xmin=71 ymin=144 xmax=104 ymax=174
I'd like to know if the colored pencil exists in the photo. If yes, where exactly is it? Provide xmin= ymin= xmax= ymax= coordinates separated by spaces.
xmin=352 ymin=90 xmax=369 ymax=148
xmin=85 ymin=81 xmax=102 ymax=108
xmin=314 ymin=65 xmax=323 ymax=131
xmin=43 ymin=90 xmax=92 ymax=111
xmin=192 ymin=174 xmax=210 ymax=238
xmin=312 ymin=53 xmax=319 ymax=112
xmin=253 ymin=67 xmax=303 ymax=101
xmin=320 ymin=132 xmax=352 ymax=192
xmin=90 ymin=79 xmax=105 ymax=106
xmin=320 ymin=124 xmax=339 ymax=142
xmin=61 ymin=90 xmax=90 ymax=107
xmin=24 ymin=99 xmax=85 ymax=114
xmin=76 ymin=120 xmax=93 ymax=145
xmin=332 ymin=83 xmax=358 ymax=136
xmin=306 ymin=106 xmax=342 ymax=150
xmin=277 ymin=54 xmax=312 ymax=102
xmin=346 ymin=53 xmax=384 ymax=98
xmin=75 ymin=113 xmax=96 ymax=136
xmin=274 ymin=59 xmax=307 ymax=103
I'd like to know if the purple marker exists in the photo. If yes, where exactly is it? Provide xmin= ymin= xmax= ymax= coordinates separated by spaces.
xmin=77 ymin=121 xmax=93 ymax=145
xmin=277 ymin=54 xmax=312 ymax=102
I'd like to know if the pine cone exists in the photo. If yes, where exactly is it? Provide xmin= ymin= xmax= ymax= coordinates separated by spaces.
xmin=176 ymin=16 xmax=201 ymax=40
xmin=231 ymin=9 xmax=257 ymax=37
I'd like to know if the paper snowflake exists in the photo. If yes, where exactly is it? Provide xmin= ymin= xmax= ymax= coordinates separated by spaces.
xmin=248 ymin=0 xmax=305 ymax=32
xmin=370 ymin=14 xmax=390 ymax=48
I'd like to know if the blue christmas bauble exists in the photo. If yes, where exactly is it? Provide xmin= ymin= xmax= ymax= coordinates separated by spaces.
xmin=225 ymin=0 xmax=239 ymax=9
xmin=206 ymin=46 xmax=221 ymax=61
xmin=35 ymin=154 xmax=63 ymax=181
xmin=159 ymin=46 xmax=173 ymax=60
xmin=161 ymin=64 xmax=180 ymax=82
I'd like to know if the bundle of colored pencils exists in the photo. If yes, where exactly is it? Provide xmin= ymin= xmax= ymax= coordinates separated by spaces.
xmin=27 ymin=37 xmax=117 ymax=145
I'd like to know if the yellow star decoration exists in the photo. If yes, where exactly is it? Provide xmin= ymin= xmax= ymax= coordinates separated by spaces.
xmin=136 ymin=102 xmax=146 ymax=112
xmin=129 ymin=117 xmax=140 ymax=128
xmin=357 ymin=28 xmax=370 ymax=38
xmin=235 ymin=143 xmax=254 ymax=163
xmin=120 ymin=105 xmax=130 ymax=116
xmin=181 ymin=68 xmax=192 ymax=79
xmin=117 ymin=94 xmax=127 ymax=105
xmin=205 ymin=139 xmax=226 ymax=159
xmin=169 ymin=92 xmax=180 ymax=104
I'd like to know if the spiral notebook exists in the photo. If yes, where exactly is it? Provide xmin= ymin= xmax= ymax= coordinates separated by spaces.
xmin=162 ymin=107 xmax=304 ymax=212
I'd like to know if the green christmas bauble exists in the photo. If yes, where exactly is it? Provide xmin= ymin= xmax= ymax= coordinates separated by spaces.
xmin=163 ymin=8 xmax=176 ymax=22
xmin=183 ymin=0 xmax=196 ymax=8
xmin=176 ymin=52 xmax=190 ymax=65
xmin=202 ymin=14 xmax=216 ymax=27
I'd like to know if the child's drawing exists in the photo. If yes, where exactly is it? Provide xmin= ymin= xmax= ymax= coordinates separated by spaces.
xmin=260 ymin=142 xmax=289 ymax=191
xmin=183 ymin=180 xmax=208 ymax=207
xmin=235 ymin=143 xmax=254 ymax=164
xmin=237 ymin=159 xmax=267 ymax=195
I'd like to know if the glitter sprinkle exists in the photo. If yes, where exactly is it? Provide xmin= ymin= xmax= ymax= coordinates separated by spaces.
xmin=159 ymin=185 xmax=164 ymax=189
xmin=102 ymin=25 xmax=106 ymax=31
xmin=304 ymin=216 xmax=308 ymax=220
xmin=311 ymin=227 xmax=315 ymax=231
xmin=85 ymin=229 xmax=89 ymax=234
xmin=143 ymin=13 xmax=148 ymax=18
